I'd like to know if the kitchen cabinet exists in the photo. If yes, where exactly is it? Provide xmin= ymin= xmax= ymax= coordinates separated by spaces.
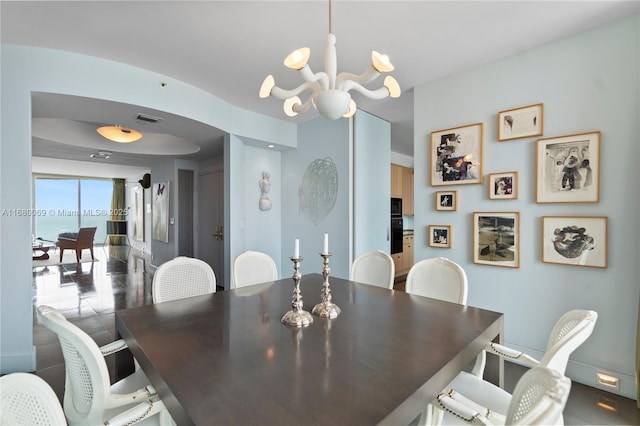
xmin=390 ymin=164 xmax=414 ymax=215
xmin=403 ymin=234 xmax=414 ymax=271
xmin=391 ymin=164 xmax=403 ymax=198
xmin=393 ymin=234 xmax=414 ymax=277
xmin=392 ymin=252 xmax=403 ymax=275
xmin=402 ymin=167 xmax=414 ymax=215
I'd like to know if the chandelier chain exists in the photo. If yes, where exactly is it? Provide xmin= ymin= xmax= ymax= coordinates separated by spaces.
xmin=328 ymin=0 xmax=332 ymax=34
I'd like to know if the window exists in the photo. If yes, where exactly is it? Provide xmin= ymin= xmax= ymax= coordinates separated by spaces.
xmin=34 ymin=177 xmax=114 ymax=243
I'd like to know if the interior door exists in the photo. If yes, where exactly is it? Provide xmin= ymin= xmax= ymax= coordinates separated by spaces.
xmin=178 ymin=169 xmax=194 ymax=257
xmin=198 ymin=171 xmax=224 ymax=287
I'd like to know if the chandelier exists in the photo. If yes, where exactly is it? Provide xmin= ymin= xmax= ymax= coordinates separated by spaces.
xmin=259 ymin=0 xmax=400 ymax=120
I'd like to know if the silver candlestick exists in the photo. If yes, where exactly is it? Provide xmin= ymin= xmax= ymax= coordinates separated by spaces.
xmin=281 ymin=256 xmax=314 ymax=327
xmin=312 ymin=252 xmax=341 ymax=318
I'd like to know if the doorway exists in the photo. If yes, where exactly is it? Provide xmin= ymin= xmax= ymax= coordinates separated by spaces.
xmin=197 ymin=170 xmax=224 ymax=288
xmin=178 ymin=169 xmax=194 ymax=257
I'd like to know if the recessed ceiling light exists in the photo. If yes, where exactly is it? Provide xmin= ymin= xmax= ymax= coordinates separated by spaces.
xmin=267 ymin=144 xmax=275 ymax=148
xmin=90 ymin=151 xmax=112 ymax=160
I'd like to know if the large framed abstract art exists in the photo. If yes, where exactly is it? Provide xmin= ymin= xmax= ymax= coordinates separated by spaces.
xmin=431 ymin=123 xmax=483 ymax=186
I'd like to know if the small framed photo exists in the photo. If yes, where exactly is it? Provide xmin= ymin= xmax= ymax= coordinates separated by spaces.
xmin=473 ymin=212 xmax=520 ymax=268
xmin=431 ymin=123 xmax=483 ymax=186
xmin=488 ymin=171 xmax=518 ymax=200
xmin=429 ymin=225 xmax=452 ymax=248
xmin=435 ymin=190 xmax=458 ymax=211
xmin=536 ymin=131 xmax=600 ymax=203
xmin=542 ymin=216 xmax=607 ymax=268
xmin=498 ymin=103 xmax=543 ymax=141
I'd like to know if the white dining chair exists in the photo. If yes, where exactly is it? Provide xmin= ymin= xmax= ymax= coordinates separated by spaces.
xmin=407 ymin=257 xmax=487 ymax=425
xmin=427 ymin=309 xmax=597 ymax=426
xmin=152 ymin=256 xmax=216 ymax=303
xmin=36 ymin=305 xmax=172 ymax=426
xmin=406 ymin=258 xmax=483 ymax=371
xmin=405 ymin=257 xmax=468 ymax=304
xmin=0 ymin=372 xmax=67 ymax=425
xmin=232 ymin=250 xmax=278 ymax=288
xmin=432 ymin=366 xmax=572 ymax=425
xmin=349 ymin=249 xmax=395 ymax=289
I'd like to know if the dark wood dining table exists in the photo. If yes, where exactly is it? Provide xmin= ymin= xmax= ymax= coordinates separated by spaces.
xmin=115 ymin=273 xmax=503 ymax=425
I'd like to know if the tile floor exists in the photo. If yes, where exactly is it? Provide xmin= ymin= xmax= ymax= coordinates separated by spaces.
xmin=32 ymin=246 xmax=639 ymax=424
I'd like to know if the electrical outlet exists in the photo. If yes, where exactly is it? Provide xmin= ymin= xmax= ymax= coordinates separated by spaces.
xmin=596 ymin=372 xmax=619 ymax=390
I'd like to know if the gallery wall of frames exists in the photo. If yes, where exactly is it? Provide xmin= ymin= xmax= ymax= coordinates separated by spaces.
xmin=428 ymin=103 xmax=606 ymax=269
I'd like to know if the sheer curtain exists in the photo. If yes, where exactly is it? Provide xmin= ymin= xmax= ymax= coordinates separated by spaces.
xmin=109 ymin=179 xmax=126 ymax=245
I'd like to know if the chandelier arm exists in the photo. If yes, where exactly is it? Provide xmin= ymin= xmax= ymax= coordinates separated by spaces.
xmin=335 ymin=68 xmax=380 ymax=90
xmin=341 ymin=81 xmax=391 ymax=100
xmin=292 ymin=96 xmax=315 ymax=114
xmin=270 ymin=82 xmax=320 ymax=100
xmin=299 ymin=66 xmax=330 ymax=90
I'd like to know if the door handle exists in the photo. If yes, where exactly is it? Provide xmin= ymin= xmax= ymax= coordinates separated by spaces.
xmin=213 ymin=225 xmax=223 ymax=241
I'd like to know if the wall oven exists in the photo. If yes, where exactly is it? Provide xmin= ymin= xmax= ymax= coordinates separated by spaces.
xmin=391 ymin=217 xmax=403 ymax=254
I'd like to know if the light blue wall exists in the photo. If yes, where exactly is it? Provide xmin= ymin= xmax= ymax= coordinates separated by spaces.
xmin=353 ymin=110 xmax=391 ymax=257
xmin=148 ymin=159 xmax=199 ymax=267
xmin=0 ymin=45 xmax=296 ymax=372
xmin=227 ymin=139 xmax=283 ymax=288
xmin=281 ymin=119 xmax=352 ymax=279
xmin=413 ymin=15 xmax=640 ymax=397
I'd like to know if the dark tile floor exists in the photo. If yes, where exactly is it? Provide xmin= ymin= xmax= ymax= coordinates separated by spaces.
xmin=33 ymin=247 xmax=639 ymax=425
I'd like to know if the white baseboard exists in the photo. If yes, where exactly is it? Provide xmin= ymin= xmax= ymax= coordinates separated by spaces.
xmin=505 ymin=342 xmax=636 ymax=400
xmin=0 ymin=345 xmax=36 ymax=374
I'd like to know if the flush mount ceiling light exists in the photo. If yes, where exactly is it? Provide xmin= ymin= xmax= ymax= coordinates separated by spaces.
xmin=96 ymin=125 xmax=143 ymax=143
xmin=259 ymin=0 xmax=400 ymax=120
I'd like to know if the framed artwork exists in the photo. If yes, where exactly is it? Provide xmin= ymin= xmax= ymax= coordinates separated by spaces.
xmin=473 ymin=212 xmax=520 ymax=268
xmin=542 ymin=216 xmax=607 ymax=268
xmin=536 ymin=131 xmax=600 ymax=203
xmin=131 ymin=186 xmax=145 ymax=241
xmin=435 ymin=190 xmax=458 ymax=211
xmin=498 ymin=103 xmax=544 ymax=141
xmin=152 ymin=181 xmax=169 ymax=243
xmin=488 ymin=171 xmax=518 ymax=200
xmin=429 ymin=225 xmax=452 ymax=248
xmin=431 ymin=123 xmax=483 ymax=186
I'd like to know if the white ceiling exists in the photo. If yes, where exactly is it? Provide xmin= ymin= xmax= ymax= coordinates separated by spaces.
xmin=2 ymin=1 xmax=638 ymax=175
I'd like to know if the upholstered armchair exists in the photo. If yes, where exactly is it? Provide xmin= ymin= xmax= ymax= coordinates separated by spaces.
xmin=58 ymin=226 xmax=97 ymax=263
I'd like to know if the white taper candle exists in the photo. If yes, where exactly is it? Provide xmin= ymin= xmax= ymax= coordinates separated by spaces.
xmin=294 ymin=238 xmax=300 ymax=258
xmin=323 ymin=233 xmax=329 ymax=254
